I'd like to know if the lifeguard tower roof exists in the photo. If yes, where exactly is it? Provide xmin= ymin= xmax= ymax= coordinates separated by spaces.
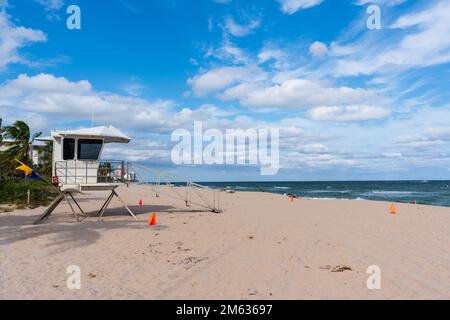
xmin=52 ymin=125 xmax=131 ymax=143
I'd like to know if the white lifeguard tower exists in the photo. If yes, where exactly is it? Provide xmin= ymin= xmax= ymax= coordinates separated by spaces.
xmin=35 ymin=125 xmax=137 ymax=224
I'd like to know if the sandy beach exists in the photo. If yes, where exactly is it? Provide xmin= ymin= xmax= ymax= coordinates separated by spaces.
xmin=1 ymin=184 xmax=449 ymax=300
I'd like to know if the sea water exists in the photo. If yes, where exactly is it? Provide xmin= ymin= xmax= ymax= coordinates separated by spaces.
xmin=196 ymin=180 xmax=450 ymax=207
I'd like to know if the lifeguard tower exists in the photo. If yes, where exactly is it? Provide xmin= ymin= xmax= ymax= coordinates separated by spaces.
xmin=35 ymin=125 xmax=137 ymax=224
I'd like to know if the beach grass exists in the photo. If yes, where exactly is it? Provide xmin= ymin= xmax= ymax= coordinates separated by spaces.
xmin=0 ymin=179 xmax=57 ymax=209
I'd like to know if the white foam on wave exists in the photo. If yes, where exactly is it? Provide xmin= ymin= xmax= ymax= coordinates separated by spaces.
xmin=370 ymin=191 xmax=414 ymax=195
xmin=305 ymin=190 xmax=351 ymax=194
xmin=304 ymin=197 xmax=362 ymax=201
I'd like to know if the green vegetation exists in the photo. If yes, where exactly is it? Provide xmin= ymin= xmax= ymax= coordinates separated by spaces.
xmin=0 ymin=180 xmax=58 ymax=209
xmin=0 ymin=119 xmax=42 ymax=178
xmin=0 ymin=118 xmax=56 ymax=209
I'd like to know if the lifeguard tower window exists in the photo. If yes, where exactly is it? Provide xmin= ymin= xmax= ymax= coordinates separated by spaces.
xmin=78 ymin=139 xmax=103 ymax=160
xmin=63 ymin=138 xmax=75 ymax=160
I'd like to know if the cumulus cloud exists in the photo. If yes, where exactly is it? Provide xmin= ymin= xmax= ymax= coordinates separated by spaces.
xmin=277 ymin=0 xmax=324 ymax=14
xmin=187 ymin=65 xmax=266 ymax=96
xmin=1 ymin=73 xmax=91 ymax=96
xmin=309 ymin=41 xmax=328 ymax=58
xmin=0 ymin=73 xmax=277 ymax=135
xmin=0 ymin=11 xmax=47 ymax=70
xmin=308 ymin=105 xmax=391 ymax=122
xmin=0 ymin=73 xmax=309 ymax=166
xmin=0 ymin=73 xmax=183 ymax=132
xmin=220 ymin=78 xmax=376 ymax=109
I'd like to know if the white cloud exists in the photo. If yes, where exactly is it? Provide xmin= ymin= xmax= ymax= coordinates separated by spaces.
xmin=34 ymin=0 xmax=64 ymax=10
xmin=0 ymin=73 xmax=180 ymax=131
xmin=308 ymin=105 xmax=391 ymax=122
xmin=309 ymin=41 xmax=328 ymax=58
xmin=355 ymin=0 xmax=406 ymax=6
xmin=0 ymin=73 xmax=91 ymax=96
xmin=0 ymin=73 xmax=272 ymax=136
xmin=205 ymin=36 xmax=251 ymax=65
xmin=221 ymin=78 xmax=376 ymax=109
xmin=0 ymin=73 xmax=304 ymax=166
xmin=33 ymin=0 xmax=65 ymax=20
xmin=277 ymin=0 xmax=324 ymax=14
xmin=333 ymin=1 xmax=450 ymax=76
xmin=258 ymin=48 xmax=286 ymax=64
xmin=224 ymin=16 xmax=260 ymax=37
xmin=394 ymin=126 xmax=450 ymax=151
xmin=292 ymin=143 xmax=330 ymax=154
xmin=383 ymin=152 xmax=402 ymax=158
xmin=187 ymin=65 xmax=266 ymax=96
xmin=103 ymin=143 xmax=171 ymax=162
xmin=0 ymin=12 xmax=47 ymax=70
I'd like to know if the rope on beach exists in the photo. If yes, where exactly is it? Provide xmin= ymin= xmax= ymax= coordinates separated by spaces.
xmin=127 ymin=163 xmax=222 ymax=212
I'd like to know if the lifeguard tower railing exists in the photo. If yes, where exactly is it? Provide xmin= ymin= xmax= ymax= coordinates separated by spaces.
xmin=55 ymin=160 xmax=127 ymax=185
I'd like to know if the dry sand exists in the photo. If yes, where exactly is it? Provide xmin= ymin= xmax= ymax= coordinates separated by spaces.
xmin=1 ymin=184 xmax=449 ymax=300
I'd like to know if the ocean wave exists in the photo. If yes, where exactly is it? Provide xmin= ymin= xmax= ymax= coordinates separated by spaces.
xmin=305 ymin=190 xmax=351 ymax=194
xmin=273 ymin=186 xmax=291 ymax=190
xmin=370 ymin=191 xmax=414 ymax=195
xmin=304 ymin=197 xmax=359 ymax=201
xmin=233 ymin=186 xmax=251 ymax=190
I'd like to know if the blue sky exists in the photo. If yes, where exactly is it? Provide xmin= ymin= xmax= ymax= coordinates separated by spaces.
xmin=1 ymin=0 xmax=450 ymax=181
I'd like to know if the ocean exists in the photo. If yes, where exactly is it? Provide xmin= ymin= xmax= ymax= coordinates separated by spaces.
xmin=197 ymin=181 xmax=450 ymax=207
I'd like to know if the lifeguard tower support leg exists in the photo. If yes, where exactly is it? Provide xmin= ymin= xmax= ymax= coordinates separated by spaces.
xmin=97 ymin=187 xmax=137 ymax=221
xmin=34 ymin=191 xmax=85 ymax=224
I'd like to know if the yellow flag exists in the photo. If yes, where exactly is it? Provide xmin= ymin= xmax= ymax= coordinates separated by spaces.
xmin=15 ymin=160 xmax=33 ymax=176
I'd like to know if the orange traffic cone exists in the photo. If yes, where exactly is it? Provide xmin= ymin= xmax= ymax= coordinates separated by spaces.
xmin=390 ymin=204 xmax=396 ymax=215
xmin=148 ymin=212 xmax=157 ymax=226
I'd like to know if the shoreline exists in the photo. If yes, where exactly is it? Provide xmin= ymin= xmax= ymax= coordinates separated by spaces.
xmin=2 ymin=190 xmax=448 ymax=211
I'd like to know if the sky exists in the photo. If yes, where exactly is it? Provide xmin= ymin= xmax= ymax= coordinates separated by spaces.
xmin=1 ymin=0 xmax=450 ymax=181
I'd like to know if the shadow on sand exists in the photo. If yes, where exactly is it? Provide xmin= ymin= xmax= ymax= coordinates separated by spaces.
xmin=0 ymin=202 xmax=213 ymax=253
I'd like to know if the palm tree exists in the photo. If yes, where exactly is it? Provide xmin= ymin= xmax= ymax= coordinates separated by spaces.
xmin=0 ymin=121 xmax=41 ymax=177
